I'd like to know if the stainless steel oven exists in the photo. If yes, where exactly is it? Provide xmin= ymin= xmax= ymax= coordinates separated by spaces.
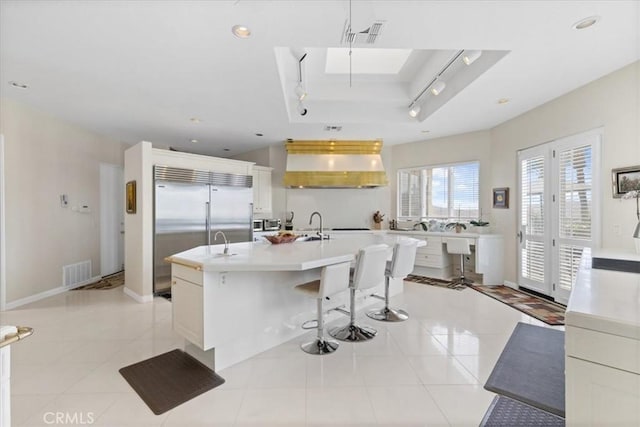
xmin=262 ymin=218 xmax=281 ymax=231
xmin=253 ymin=219 xmax=264 ymax=232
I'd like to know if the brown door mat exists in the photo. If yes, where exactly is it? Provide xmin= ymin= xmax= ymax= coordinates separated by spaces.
xmin=119 ymin=349 xmax=225 ymax=415
xmin=405 ymin=274 xmax=466 ymax=290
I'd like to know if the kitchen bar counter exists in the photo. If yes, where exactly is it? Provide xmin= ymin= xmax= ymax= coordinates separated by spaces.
xmin=565 ymin=249 xmax=640 ymax=426
xmin=166 ymin=234 xmax=423 ymax=371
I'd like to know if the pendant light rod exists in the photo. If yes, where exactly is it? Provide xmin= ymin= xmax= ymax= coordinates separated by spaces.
xmin=297 ymin=52 xmax=307 ymax=84
xmin=408 ymin=49 xmax=464 ymax=108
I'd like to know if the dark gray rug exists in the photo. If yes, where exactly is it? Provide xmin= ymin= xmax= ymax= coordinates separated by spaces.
xmin=481 ymin=395 xmax=565 ymax=426
xmin=119 ymin=349 xmax=225 ymax=415
xmin=484 ymin=322 xmax=565 ymax=417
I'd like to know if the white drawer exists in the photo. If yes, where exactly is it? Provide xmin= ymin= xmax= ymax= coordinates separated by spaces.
xmin=172 ymin=263 xmax=203 ymax=286
xmin=415 ymin=253 xmax=446 ymax=268
xmin=566 ymin=325 xmax=640 ymax=374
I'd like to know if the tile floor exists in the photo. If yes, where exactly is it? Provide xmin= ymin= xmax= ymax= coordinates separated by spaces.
xmin=1 ymin=281 xmax=563 ymax=426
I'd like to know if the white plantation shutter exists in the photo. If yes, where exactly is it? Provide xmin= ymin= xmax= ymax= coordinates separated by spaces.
xmin=520 ymin=155 xmax=546 ymax=285
xmin=450 ymin=162 xmax=479 ymax=218
xmin=398 ymin=169 xmax=423 ymax=218
xmin=399 ymin=162 xmax=479 ymax=220
xmin=556 ymin=143 xmax=593 ymax=293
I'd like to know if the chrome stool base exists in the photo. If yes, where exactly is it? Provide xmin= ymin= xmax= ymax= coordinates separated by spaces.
xmin=329 ymin=324 xmax=377 ymax=342
xmin=367 ymin=307 xmax=409 ymax=322
xmin=300 ymin=338 xmax=339 ymax=355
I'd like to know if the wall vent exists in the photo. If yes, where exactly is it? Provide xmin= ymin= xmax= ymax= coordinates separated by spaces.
xmin=63 ymin=260 xmax=92 ymax=288
xmin=324 ymin=125 xmax=343 ymax=132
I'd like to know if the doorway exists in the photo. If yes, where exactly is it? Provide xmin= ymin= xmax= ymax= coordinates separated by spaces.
xmin=517 ymin=129 xmax=601 ymax=304
xmin=100 ymin=163 xmax=124 ymax=276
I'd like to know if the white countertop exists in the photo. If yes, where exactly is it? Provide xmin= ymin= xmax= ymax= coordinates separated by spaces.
xmin=387 ymin=230 xmax=503 ymax=239
xmin=566 ymin=248 xmax=640 ymax=340
xmin=167 ymin=233 xmax=425 ymax=272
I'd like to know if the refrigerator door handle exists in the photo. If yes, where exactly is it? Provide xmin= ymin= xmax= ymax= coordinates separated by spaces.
xmin=206 ymin=201 xmax=211 ymax=246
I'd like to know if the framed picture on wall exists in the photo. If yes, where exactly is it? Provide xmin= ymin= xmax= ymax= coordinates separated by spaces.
xmin=493 ymin=187 xmax=509 ymax=209
xmin=612 ymin=165 xmax=640 ymax=198
xmin=126 ymin=180 xmax=136 ymax=214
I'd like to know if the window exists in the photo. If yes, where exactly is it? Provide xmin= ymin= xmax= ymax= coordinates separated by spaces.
xmin=398 ymin=161 xmax=479 ymax=220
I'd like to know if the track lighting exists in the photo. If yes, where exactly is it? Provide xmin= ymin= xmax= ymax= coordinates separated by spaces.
xmin=430 ymin=80 xmax=446 ymax=96
xmin=297 ymin=102 xmax=308 ymax=116
xmin=408 ymin=104 xmax=421 ymax=118
xmin=294 ymin=84 xmax=307 ymax=101
xmin=462 ymin=50 xmax=482 ymax=65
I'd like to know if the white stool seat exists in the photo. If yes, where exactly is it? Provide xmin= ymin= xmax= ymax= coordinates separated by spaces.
xmin=368 ymin=239 xmax=418 ymax=322
xmin=444 ymin=237 xmax=473 ymax=286
xmin=294 ymin=261 xmax=351 ymax=355
xmin=329 ymin=244 xmax=389 ymax=342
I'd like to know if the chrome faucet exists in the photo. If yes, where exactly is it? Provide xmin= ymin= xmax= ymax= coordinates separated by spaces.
xmin=214 ymin=230 xmax=229 ymax=254
xmin=309 ymin=211 xmax=324 ymax=238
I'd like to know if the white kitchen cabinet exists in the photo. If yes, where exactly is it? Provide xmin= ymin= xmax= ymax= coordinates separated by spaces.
xmin=407 ymin=234 xmax=452 ymax=279
xmin=565 ymin=251 xmax=640 ymax=426
xmin=252 ymin=166 xmax=272 ymax=216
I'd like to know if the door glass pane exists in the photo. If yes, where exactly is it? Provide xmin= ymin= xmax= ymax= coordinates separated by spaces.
xmin=521 ymin=156 xmax=545 ymax=236
xmin=522 ymin=240 xmax=545 ymax=282
xmin=559 ymin=145 xmax=592 ymax=240
xmin=558 ymin=244 xmax=584 ymax=291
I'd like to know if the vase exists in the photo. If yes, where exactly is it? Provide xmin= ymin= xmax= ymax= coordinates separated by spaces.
xmin=373 ymin=222 xmax=381 ymax=230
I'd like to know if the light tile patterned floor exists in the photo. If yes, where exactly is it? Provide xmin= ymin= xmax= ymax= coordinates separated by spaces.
xmin=2 ymin=281 xmax=563 ymax=426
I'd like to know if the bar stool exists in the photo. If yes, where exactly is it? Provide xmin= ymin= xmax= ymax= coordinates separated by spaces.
xmin=367 ymin=239 xmax=418 ymax=322
xmin=329 ymin=244 xmax=389 ymax=342
xmin=293 ymin=261 xmax=351 ymax=355
xmin=444 ymin=237 xmax=473 ymax=286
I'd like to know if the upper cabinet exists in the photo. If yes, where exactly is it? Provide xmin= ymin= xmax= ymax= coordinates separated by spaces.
xmin=252 ymin=166 xmax=273 ymax=216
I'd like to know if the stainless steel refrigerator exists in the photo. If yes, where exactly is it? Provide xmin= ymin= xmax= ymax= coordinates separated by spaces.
xmin=153 ymin=166 xmax=253 ymax=295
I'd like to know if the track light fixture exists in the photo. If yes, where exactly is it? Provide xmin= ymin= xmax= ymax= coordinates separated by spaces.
xmin=297 ymin=101 xmax=308 ymax=116
xmin=408 ymin=104 xmax=421 ymax=118
xmin=462 ymin=50 xmax=482 ymax=65
xmin=294 ymin=84 xmax=307 ymax=101
xmin=430 ymin=80 xmax=446 ymax=96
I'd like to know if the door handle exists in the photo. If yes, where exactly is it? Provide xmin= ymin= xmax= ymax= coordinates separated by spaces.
xmin=517 ymin=231 xmax=523 ymax=243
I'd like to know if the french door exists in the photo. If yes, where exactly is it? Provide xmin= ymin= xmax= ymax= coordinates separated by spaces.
xmin=517 ymin=129 xmax=601 ymax=304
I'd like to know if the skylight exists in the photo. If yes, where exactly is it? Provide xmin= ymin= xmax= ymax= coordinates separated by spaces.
xmin=325 ymin=48 xmax=412 ymax=75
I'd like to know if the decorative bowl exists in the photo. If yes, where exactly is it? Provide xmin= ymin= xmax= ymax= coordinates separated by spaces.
xmin=264 ymin=234 xmax=298 ymax=244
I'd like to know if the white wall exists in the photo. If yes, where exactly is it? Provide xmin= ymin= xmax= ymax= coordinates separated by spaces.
xmin=0 ymin=98 xmax=128 ymax=304
xmin=490 ymin=60 xmax=640 ymax=283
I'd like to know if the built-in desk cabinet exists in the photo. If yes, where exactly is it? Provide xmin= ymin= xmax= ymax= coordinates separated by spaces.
xmin=406 ymin=234 xmax=452 ymax=279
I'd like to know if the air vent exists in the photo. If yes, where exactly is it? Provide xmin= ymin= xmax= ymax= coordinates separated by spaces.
xmin=63 ymin=260 xmax=92 ymax=288
xmin=341 ymin=20 xmax=384 ymax=45
xmin=324 ymin=125 xmax=343 ymax=132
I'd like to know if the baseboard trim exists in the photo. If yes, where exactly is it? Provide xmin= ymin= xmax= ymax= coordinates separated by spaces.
xmin=4 ymin=275 xmax=101 ymax=310
xmin=123 ymin=286 xmax=153 ymax=303
xmin=504 ymin=280 xmax=518 ymax=290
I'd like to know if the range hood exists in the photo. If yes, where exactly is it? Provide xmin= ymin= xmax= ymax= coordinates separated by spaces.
xmin=283 ymin=140 xmax=388 ymax=188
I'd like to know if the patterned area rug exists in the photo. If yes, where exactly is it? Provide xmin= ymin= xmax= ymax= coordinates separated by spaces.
xmin=405 ymin=274 xmax=467 ymax=290
xmin=72 ymin=271 xmax=124 ymax=290
xmin=469 ymin=285 xmax=565 ymax=326
xmin=405 ymin=275 xmax=565 ymax=326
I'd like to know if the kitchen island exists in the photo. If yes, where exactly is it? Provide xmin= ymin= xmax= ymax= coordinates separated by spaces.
xmin=565 ymin=249 xmax=640 ymax=426
xmin=166 ymin=233 xmax=423 ymax=370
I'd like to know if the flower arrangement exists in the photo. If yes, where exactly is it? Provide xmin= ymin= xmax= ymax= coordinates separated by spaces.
xmin=373 ymin=211 xmax=385 ymax=223
xmin=621 ymin=189 xmax=640 ymax=221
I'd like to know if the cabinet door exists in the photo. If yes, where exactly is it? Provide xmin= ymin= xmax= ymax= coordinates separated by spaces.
xmin=566 ymin=357 xmax=640 ymax=426
xmin=172 ymin=277 xmax=204 ymax=349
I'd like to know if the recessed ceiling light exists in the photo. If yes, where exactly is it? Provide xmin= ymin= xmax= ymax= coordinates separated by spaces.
xmin=8 ymin=81 xmax=28 ymax=89
xmin=190 ymin=139 xmax=199 ymax=143
xmin=573 ymin=16 xmax=600 ymax=30
xmin=232 ymin=25 xmax=251 ymax=38
xmin=223 ymin=148 xmax=230 ymax=152
xmin=189 ymin=117 xmax=201 ymax=123
xmin=255 ymin=133 xmax=263 ymax=137
xmin=421 ymin=130 xmax=430 ymax=133
xmin=497 ymin=98 xmax=510 ymax=104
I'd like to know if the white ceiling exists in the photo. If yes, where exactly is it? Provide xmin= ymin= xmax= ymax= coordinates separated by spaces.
xmin=1 ymin=1 xmax=639 ymax=157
